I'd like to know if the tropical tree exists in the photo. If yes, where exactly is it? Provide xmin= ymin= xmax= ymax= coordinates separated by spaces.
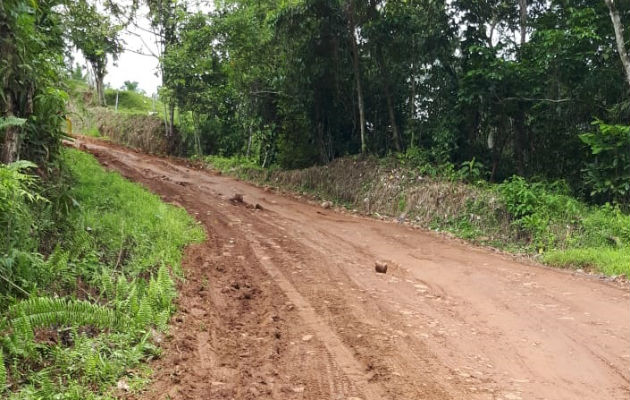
xmin=1 ymin=0 xmax=66 ymax=164
xmin=604 ymin=0 xmax=630 ymax=88
xmin=66 ymin=0 xmax=124 ymax=106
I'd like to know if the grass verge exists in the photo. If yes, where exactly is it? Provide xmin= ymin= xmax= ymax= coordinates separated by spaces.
xmin=1 ymin=149 xmax=204 ymax=399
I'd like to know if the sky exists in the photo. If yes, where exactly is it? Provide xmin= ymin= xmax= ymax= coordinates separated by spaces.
xmin=107 ymin=4 xmax=161 ymax=96
xmin=106 ymin=28 xmax=162 ymax=95
xmin=75 ymin=1 xmax=213 ymax=96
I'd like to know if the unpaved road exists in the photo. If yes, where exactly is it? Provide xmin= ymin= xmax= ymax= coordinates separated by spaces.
xmin=75 ymin=138 xmax=629 ymax=400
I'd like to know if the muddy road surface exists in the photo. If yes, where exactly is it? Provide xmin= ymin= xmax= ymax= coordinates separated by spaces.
xmin=74 ymin=138 xmax=629 ymax=400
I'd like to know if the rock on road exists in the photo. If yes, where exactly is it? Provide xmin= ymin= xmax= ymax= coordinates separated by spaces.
xmin=74 ymin=137 xmax=629 ymax=400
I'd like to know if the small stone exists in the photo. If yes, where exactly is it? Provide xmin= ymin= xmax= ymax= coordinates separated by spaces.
xmin=150 ymin=328 xmax=164 ymax=344
xmin=321 ymin=201 xmax=333 ymax=209
xmin=302 ymin=334 xmax=313 ymax=342
xmin=116 ymin=379 xmax=130 ymax=391
xmin=292 ymin=385 xmax=305 ymax=393
xmin=230 ymin=193 xmax=244 ymax=203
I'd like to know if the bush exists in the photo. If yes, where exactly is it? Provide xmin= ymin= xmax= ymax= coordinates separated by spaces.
xmin=580 ymin=120 xmax=630 ymax=205
xmin=545 ymin=248 xmax=629 ymax=276
xmin=0 ymin=161 xmax=44 ymax=252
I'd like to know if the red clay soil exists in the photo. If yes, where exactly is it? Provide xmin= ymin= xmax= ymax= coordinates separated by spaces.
xmin=73 ymin=137 xmax=629 ymax=400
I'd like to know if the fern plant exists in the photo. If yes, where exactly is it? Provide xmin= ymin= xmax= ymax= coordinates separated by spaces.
xmin=0 ymin=348 xmax=6 ymax=393
xmin=131 ymin=265 xmax=177 ymax=330
xmin=9 ymin=297 xmax=124 ymax=331
xmin=135 ymin=296 xmax=154 ymax=328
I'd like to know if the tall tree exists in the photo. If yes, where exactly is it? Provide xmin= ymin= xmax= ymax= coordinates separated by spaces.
xmin=604 ymin=0 xmax=630 ymax=88
xmin=144 ymin=0 xmax=185 ymax=149
xmin=345 ymin=0 xmax=367 ymax=154
xmin=1 ymin=0 xmax=66 ymax=164
xmin=67 ymin=0 xmax=123 ymax=106
xmin=366 ymin=0 xmax=402 ymax=152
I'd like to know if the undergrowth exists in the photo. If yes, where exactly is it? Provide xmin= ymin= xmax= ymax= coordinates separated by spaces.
xmin=205 ymin=154 xmax=629 ymax=277
xmin=0 ymin=149 xmax=204 ymax=399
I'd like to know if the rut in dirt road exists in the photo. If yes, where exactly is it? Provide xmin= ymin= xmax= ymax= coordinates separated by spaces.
xmin=74 ymin=138 xmax=630 ymax=400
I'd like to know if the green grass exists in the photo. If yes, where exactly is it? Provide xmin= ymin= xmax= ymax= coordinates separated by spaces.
xmin=104 ymin=89 xmax=163 ymax=115
xmin=203 ymin=155 xmax=264 ymax=172
xmin=545 ymin=248 xmax=630 ymax=276
xmin=1 ymin=149 xmax=204 ymax=399
xmin=83 ymin=126 xmax=101 ymax=137
xmin=65 ymin=149 xmax=204 ymax=276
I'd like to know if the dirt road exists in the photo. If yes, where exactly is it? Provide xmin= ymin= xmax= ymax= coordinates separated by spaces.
xmin=75 ymin=138 xmax=629 ymax=400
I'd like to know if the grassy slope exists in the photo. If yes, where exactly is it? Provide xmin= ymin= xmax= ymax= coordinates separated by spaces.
xmin=103 ymin=89 xmax=163 ymax=116
xmin=205 ymin=155 xmax=629 ymax=277
xmin=67 ymin=81 xmax=169 ymax=154
xmin=2 ymin=149 xmax=204 ymax=399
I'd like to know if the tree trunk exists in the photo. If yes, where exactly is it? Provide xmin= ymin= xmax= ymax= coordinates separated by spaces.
xmin=514 ymin=0 xmax=528 ymax=175
xmin=246 ymin=123 xmax=253 ymax=158
xmin=519 ymin=0 xmax=527 ymax=46
xmin=168 ymin=102 xmax=176 ymax=153
xmin=0 ymin=18 xmax=19 ymax=164
xmin=1 ymin=92 xmax=20 ymax=164
xmin=368 ymin=1 xmax=401 ymax=152
xmin=605 ymin=0 xmax=630 ymax=89
xmin=314 ymin=103 xmax=328 ymax=163
xmin=1 ymin=129 xmax=19 ymax=164
xmin=383 ymin=80 xmax=401 ymax=152
xmin=193 ymin=112 xmax=202 ymax=156
xmin=514 ymin=113 xmax=528 ymax=176
xmin=345 ymin=1 xmax=367 ymax=154
xmin=410 ymin=64 xmax=417 ymax=148
xmin=377 ymin=50 xmax=401 ymax=152
xmin=94 ymin=67 xmax=106 ymax=106
xmin=169 ymin=103 xmax=175 ymax=138
xmin=1 ymin=112 xmax=19 ymax=164
xmin=163 ymin=102 xmax=169 ymax=138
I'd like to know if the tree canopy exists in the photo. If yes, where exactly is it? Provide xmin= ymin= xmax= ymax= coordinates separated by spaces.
xmin=1 ymin=0 xmax=628 ymax=204
xmin=154 ymin=0 xmax=629 ymax=204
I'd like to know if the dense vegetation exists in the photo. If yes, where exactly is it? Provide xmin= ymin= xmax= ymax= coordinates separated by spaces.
xmin=1 ymin=1 xmax=202 ymax=398
xmin=1 ymin=149 xmax=203 ymax=398
xmin=158 ymin=0 xmax=630 ymax=208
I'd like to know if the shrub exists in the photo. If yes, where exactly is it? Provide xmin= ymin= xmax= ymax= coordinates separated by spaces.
xmin=580 ymin=120 xmax=630 ymax=206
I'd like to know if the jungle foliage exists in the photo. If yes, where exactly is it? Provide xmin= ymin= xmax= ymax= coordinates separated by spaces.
xmin=159 ymin=0 xmax=629 ymax=207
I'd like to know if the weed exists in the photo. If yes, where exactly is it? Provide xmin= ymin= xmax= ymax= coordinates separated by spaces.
xmin=545 ymin=248 xmax=630 ymax=276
